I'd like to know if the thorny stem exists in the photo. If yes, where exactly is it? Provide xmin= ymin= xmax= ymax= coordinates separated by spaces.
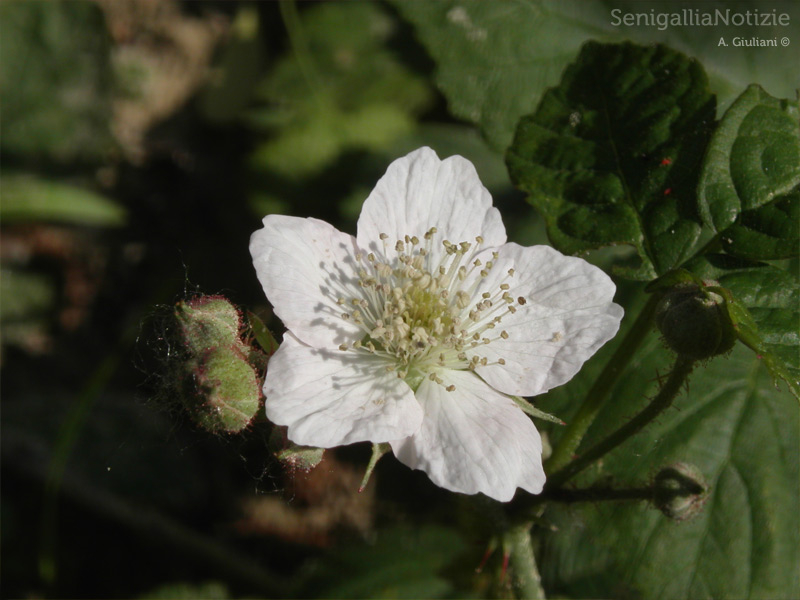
xmin=546 ymin=356 xmax=695 ymax=491
xmin=505 ymin=523 xmax=545 ymax=600
xmin=545 ymin=293 xmax=660 ymax=475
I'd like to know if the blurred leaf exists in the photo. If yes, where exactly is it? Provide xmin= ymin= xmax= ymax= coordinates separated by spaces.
xmin=0 ymin=269 xmax=56 ymax=323
xmin=249 ymin=1 xmax=433 ymax=179
xmin=198 ymin=5 xmax=264 ymax=123
xmin=305 ymin=526 xmax=466 ymax=598
xmin=0 ymin=0 xmax=115 ymax=162
xmin=541 ymin=339 xmax=799 ymax=599
xmin=697 ymin=85 xmax=800 ymax=258
xmin=506 ymin=42 xmax=715 ymax=280
xmin=140 ymin=581 xmax=229 ymax=599
xmin=250 ymin=103 xmax=414 ymax=178
xmin=1 ymin=173 xmax=126 ymax=227
xmin=688 ymin=254 xmax=800 ymax=399
xmin=392 ymin=0 xmax=800 ymax=149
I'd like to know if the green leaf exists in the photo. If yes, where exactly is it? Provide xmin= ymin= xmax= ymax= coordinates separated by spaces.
xmin=506 ymin=42 xmax=715 ymax=280
xmin=718 ymin=190 xmax=799 ymax=260
xmin=697 ymin=85 xmax=800 ymax=233
xmin=392 ymin=0 xmax=800 ymax=149
xmin=0 ymin=173 xmax=126 ymax=227
xmin=541 ymin=341 xmax=799 ymax=599
xmin=688 ymin=254 xmax=800 ymax=399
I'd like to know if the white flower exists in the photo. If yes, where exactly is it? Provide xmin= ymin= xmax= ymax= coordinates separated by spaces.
xmin=250 ymin=147 xmax=623 ymax=502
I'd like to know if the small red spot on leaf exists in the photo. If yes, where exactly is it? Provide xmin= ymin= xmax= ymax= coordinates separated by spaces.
xmin=661 ymin=158 xmax=672 ymax=166
xmin=664 ymin=188 xmax=672 ymax=195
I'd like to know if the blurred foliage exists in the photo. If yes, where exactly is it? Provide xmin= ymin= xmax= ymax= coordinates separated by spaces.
xmin=0 ymin=0 xmax=115 ymax=162
xmin=247 ymin=1 xmax=433 ymax=180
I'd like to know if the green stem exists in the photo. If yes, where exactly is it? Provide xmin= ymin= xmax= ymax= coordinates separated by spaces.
xmin=506 ymin=523 xmax=545 ymax=600
xmin=545 ymin=293 xmax=660 ymax=474
xmin=546 ymin=356 xmax=695 ymax=490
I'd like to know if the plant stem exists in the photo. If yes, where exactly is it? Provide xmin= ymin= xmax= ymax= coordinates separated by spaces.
xmin=546 ymin=356 xmax=695 ymax=490
xmin=545 ymin=293 xmax=660 ymax=475
xmin=506 ymin=523 xmax=545 ymax=600
xmin=544 ymin=485 xmax=652 ymax=504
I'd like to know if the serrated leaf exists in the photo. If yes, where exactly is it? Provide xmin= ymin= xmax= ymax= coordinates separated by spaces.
xmin=541 ymin=341 xmax=799 ymax=599
xmin=392 ymin=0 xmax=800 ymax=150
xmin=1 ymin=173 xmax=126 ymax=227
xmin=697 ymin=85 xmax=800 ymax=237
xmin=688 ymin=254 xmax=800 ymax=399
xmin=507 ymin=42 xmax=715 ymax=280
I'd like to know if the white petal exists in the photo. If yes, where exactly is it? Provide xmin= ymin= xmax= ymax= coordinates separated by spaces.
xmin=465 ymin=243 xmax=623 ymax=396
xmin=357 ymin=147 xmax=506 ymax=266
xmin=391 ymin=370 xmax=544 ymax=501
xmin=250 ymin=215 xmax=365 ymax=349
xmin=265 ymin=334 xmax=423 ymax=448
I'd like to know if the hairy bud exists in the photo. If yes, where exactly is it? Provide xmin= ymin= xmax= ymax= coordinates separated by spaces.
xmin=652 ymin=462 xmax=709 ymax=521
xmin=173 ymin=295 xmax=264 ymax=433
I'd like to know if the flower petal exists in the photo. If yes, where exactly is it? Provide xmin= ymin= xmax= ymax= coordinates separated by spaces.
xmin=357 ymin=147 xmax=506 ymax=266
xmin=464 ymin=243 xmax=623 ymax=396
xmin=265 ymin=334 xmax=424 ymax=448
xmin=250 ymin=215 xmax=365 ymax=349
xmin=391 ymin=370 xmax=544 ymax=501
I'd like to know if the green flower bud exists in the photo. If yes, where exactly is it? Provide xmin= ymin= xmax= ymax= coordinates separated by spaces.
xmin=655 ymin=284 xmax=737 ymax=360
xmin=184 ymin=345 xmax=261 ymax=433
xmin=176 ymin=296 xmax=242 ymax=352
xmin=652 ymin=462 xmax=708 ymax=521
xmin=170 ymin=295 xmax=265 ymax=433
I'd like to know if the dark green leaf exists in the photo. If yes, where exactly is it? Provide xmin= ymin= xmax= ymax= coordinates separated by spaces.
xmin=688 ymin=254 xmax=799 ymax=399
xmin=697 ymin=85 xmax=800 ymax=237
xmin=392 ymin=0 xmax=800 ymax=150
xmin=542 ymin=341 xmax=799 ymax=599
xmin=506 ymin=42 xmax=715 ymax=280
xmin=718 ymin=190 xmax=799 ymax=260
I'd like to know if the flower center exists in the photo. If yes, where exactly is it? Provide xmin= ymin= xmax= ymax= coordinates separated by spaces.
xmin=336 ymin=228 xmax=522 ymax=391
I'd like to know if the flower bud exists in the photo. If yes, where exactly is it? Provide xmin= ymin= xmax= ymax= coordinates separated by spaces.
xmin=176 ymin=295 xmax=242 ymax=352
xmin=655 ymin=284 xmax=737 ymax=360
xmin=171 ymin=295 xmax=265 ymax=433
xmin=184 ymin=345 xmax=261 ymax=433
xmin=652 ymin=462 xmax=708 ymax=521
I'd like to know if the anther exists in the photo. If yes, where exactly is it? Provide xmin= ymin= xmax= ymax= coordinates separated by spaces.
xmin=446 ymin=385 xmax=456 ymax=392
xmin=518 ymin=297 xmax=527 ymax=305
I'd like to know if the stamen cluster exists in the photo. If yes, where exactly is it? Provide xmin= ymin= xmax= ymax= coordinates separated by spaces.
xmin=336 ymin=228 xmax=525 ymax=390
